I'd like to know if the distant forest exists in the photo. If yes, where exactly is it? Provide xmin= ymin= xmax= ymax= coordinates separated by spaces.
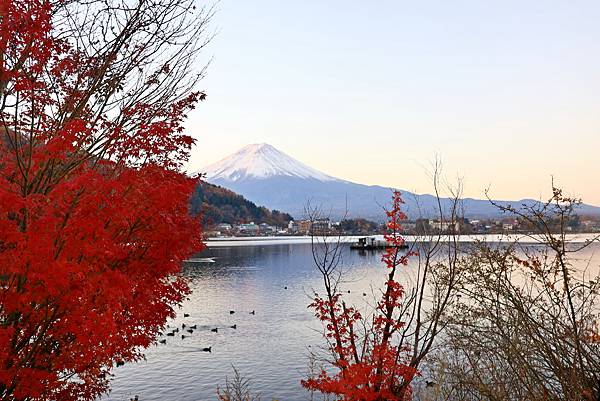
xmin=189 ymin=181 xmax=293 ymax=227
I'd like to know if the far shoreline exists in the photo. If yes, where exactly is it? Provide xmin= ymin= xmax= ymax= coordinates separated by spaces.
xmin=203 ymin=233 xmax=600 ymax=247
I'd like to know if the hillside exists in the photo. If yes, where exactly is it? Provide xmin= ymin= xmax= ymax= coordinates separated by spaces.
xmin=189 ymin=181 xmax=293 ymax=227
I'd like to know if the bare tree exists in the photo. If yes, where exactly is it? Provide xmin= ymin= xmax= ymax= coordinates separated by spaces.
xmin=217 ymin=365 xmax=262 ymax=401
xmin=433 ymin=186 xmax=600 ymax=401
xmin=304 ymin=200 xmax=350 ymax=370
xmin=397 ymin=159 xmax=466 ymax=396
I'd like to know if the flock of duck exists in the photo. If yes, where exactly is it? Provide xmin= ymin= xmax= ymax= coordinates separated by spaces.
xmin=154 ymin=286 xmax=369 ymax=354
xmin=156 ymin=309 xmax=256 ymax=352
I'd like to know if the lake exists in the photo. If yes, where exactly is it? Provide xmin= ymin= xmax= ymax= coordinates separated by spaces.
xmin=105 ymin=235 xmax=600 ymax=401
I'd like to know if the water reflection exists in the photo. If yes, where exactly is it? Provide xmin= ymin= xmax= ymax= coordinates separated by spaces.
xmin=106 ymin=243 xmax=383 ymax=401
xmin=105 ymin=240 xmax=600 ymax=401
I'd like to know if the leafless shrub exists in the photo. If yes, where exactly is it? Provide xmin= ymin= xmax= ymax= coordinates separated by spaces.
xmin=399 ymin=159 xmax=465 ymax=381
xmin=433 ymin=186 xmax=600 ymax=401
xmin=217 ymin=366 xmax=262 ymax=401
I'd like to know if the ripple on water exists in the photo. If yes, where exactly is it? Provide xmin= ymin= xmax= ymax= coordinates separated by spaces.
xmin=106 ymin=241 xmax=600 ymax=400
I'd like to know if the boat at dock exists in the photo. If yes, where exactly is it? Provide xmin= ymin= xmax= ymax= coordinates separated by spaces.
xmin=350 ymin=236 xmax=408 ymax=250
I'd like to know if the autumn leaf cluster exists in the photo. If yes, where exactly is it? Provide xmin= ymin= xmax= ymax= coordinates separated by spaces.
xmin=303 ymin=191 xmax=418 ymax=400
xmin=0 ymin=1 xmax=206 ymax=399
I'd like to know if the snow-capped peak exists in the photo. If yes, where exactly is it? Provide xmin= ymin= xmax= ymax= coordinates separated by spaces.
xmin=200 ymin=143 xmax=339 ymax=182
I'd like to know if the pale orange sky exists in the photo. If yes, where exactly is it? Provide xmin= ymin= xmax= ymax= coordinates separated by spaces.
xmin=185 ymin=1 xmax=600 ymax=205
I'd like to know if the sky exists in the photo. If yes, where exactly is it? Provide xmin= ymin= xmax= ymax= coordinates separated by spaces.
xmin=185 ymin=1 xmax=600 ymax=205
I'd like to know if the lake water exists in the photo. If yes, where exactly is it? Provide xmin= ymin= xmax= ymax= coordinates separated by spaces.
xmin=105 ymin=235 xmax=600 ymax=401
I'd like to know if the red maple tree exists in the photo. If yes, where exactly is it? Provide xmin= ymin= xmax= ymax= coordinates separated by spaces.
xmin=0 ymin=1 xmax=207 ymax=399
xmin=303 ymin=192 xmax=418 ymax=400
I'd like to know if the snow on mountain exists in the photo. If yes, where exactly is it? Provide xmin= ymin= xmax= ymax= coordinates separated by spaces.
xmin=201 ymin=143 xmax=339 ymax=182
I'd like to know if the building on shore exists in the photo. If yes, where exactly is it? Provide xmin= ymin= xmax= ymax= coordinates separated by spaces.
xmin=237 ymin=222 xmax=259 ymax=235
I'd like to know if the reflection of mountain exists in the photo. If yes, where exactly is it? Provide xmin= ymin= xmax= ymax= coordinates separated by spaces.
xmin=189 ymin=181 xmax=292 ymax=226
xmin=197 ymin=143 xmax=600 ymax=221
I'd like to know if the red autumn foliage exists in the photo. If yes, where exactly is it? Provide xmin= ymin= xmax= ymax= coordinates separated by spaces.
xmin=303 ymin=191 xmax=418 ymax=400
xmin=0 ymin=1 xmax=204 ymax=399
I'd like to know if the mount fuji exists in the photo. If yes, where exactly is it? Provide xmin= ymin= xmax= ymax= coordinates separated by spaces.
xmin=198 ymin=143 xmax=600 ymax=221
xmin=202 ymin=143 xmax=338 ymax=182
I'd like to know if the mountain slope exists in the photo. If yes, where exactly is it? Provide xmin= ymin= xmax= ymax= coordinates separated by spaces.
xmin=203 ymin=143 xmax=338 ymax=182
xmin=189 ymin=181 xmax=293 ymax=227
xmin=198 ymin=144 xmax=600 ymax=221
